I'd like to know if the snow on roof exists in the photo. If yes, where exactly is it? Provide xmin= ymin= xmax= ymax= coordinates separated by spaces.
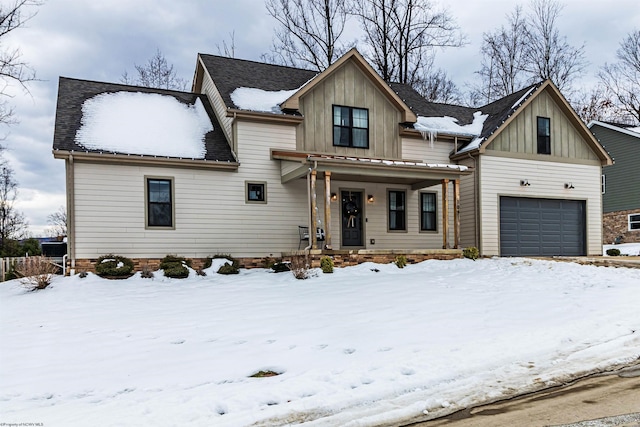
xmin=307 ymin=154 xmax=469 ymax=171
xmin=413 ymin=111 xmax=488 ymax=138
xmin=230 ymin=87 xmax=299 ymax=113
xmin=75 ymin=92 xmax=212 ymax=158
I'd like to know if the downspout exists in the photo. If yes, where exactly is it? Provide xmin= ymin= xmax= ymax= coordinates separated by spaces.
xmin=67 ymin=154 xmax=76 ymax=274
xmin=468 ymin=152 xmax=480 ymax=250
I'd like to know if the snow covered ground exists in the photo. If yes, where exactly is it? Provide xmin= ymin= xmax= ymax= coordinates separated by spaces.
xmin=603 ymin=242 xmax=640 ymax=256
xmin=1 ymin=257 xmax=639 ymax=426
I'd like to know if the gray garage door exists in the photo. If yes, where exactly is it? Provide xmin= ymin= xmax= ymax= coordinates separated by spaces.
xmin=500 ymin=197 xmax=586 ymax=256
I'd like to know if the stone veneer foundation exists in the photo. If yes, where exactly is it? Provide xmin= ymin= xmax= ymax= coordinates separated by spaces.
xmin=69 ymin=249 xmax=462 ymax=274
xmin=603 ymin=209 xmax=640 ymax=244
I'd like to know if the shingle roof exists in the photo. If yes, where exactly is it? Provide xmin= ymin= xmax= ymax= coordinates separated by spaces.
xmin=198 ymin=54 xmax=318 ymax=110
xmin=197 ymin=54 xmax=543 ymax=151
xmin=53 ymin=77 xmax=235 ymax=162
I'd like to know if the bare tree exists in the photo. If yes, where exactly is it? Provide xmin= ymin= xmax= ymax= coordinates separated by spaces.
xmin=598 ymin=30 xmax=640 ymax=124
xmin=46 ymin=205 xmax=66 ymax=238
xmin=473 ymin=0 xmax=586 ymax=103
xmin=0 ymin=161 xmax=28 ymax=255
xmin=473 ymin=6 xmax=529 ymax=103
xmin=216 ymin=31 xmax=236 ymax=58
xmin=121 ymin=49 xmax=188 ymax=91
xmin=263 ymin=0 xmax=351 ymax=71
xmin=356 ymin=0 xmax=465 ymax=85
xmin=523 ymin=0 xmax=587 ymax=93
xmin=0 ymin=0 xmax=42 ymax=127
xmin=414 ymin=68 xmax=462 ymax=103
xmin=571 ymin=85 xmax=619 ymax=124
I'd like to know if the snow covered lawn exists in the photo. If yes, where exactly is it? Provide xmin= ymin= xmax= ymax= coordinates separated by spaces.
xmin=1 ymin=258 xmax=639 ymax=426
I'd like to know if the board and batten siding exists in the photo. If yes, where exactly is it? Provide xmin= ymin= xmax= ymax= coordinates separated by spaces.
xmin=458 ymin=156 xmax=477 ymax=249
xmin=401 ymin=137 xmax=453 ymax=163
xmin=478 ymin=155 xmax=603 ymax=256
xmin=487 ymin=89 xmax=599 ymax=162
xmin=198 ymin=68 xmax=234 ymax=149
xmin=73 ymin=121 xmax=303 ymax=259
xmin=298 ymin=60 xmax=402 ymax=159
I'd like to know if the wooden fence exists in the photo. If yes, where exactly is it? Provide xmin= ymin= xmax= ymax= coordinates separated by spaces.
xmin=0 ymin=256 xmax=66 ymax=282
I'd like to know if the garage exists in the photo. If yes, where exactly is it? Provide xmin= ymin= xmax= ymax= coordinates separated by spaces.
xmin=500 ymin=197 xmax=586 ymax=256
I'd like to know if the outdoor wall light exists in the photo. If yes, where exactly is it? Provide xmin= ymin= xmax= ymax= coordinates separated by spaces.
xmin=367 ymin=194 xmax=375 ymax=203
xmin=520 ymin=179 xmax=531 ymax=187
xmin=330 ymin=192 xmax=338 ymax=201
xmin=564 ymin=183 xmax=575 ymax=189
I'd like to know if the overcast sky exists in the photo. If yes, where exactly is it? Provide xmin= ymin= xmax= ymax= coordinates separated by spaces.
xmin=4 ymin=0 xmax=639 ymax=236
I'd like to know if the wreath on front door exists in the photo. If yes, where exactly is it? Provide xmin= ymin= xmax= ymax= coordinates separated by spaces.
xmin=344 ymin=199 xmax=360 ymax=228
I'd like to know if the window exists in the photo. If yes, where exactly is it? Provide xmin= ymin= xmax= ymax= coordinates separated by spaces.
xmin=246 ymin=181 xmax=267 ymax=203
xmin=601 ymin=174 xmax=606 ymax=195
xmin=629 ymin=214 xmax=640 ymax=231
xmin=420 ymin=192 xmax=437 ymax=231
xmin=333 ymin=105 xmax=369 ymax=148
xmin=388 ymin=190 xmax=406 ymax=231
xmin=537 ymin=116 xmax=551 ymax=155
xmin=146 ymin=178 xmax=173 ymax=228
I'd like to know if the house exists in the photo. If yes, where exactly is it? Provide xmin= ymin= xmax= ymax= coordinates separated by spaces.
xmin=588 ymin=121 xmax=640 ymax=244
xmin=52 ymin=49 xmax=612 ymax=271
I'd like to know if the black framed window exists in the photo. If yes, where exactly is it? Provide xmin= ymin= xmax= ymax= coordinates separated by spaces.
xmin=388 ymin=190 xmax=406 ymax=231
xmin=537 ymin=116 xmax=551 ymax=155
xmin=629 ymin=214 xmax=640 ymax=231
xmin=333 ymin=105 xmax=369 ymax=148
xmin=420 ymin=192 xmax=437 ymax=231
xmin=246 ymin=182 xmax=266 ymax=203
xmin=147 ymin=178 xmax=173 ymax=227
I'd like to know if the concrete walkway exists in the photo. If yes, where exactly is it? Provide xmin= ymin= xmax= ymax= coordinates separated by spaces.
xmin=408 ymin=366 xmax=640 ymax=427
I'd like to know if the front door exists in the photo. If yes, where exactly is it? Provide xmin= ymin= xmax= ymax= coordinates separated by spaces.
xmin=341 ymin=190 xmax=363 ymax=247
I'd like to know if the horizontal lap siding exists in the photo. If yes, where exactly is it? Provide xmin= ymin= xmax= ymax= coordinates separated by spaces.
xmin=74 ymin=122 xmax=303 ymax=259
xmin=478 ymin=155 xmax=603 ymax=256
xmin=401 ymin=138 xmax=453 ymax=163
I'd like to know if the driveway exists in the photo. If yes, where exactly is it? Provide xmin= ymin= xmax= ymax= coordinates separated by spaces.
xmin=408 ymin=365 xmax=640 ymax=427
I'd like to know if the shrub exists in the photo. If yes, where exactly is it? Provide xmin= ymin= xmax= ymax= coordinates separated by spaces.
xmin=217 ymin=260 xmax=240 ymax=275
xmin=463 ymin=247 xmax=480 ymax=261
xmin=606 ymin=248 xmax=621 ymax=256
xmin=95 ymin=254 xmax=134 ymax=277
xmin=160 ymin=255 xmax=190 ymax=279
xmin=271 ymin=262 xmax=291 ymax=273
xmin=140 ymin=264 xmax=154 ymax=279
xmin=290 ymin=254 xmax=309 ymax=279
xmin=79 ymin=271 xmax=88 ymax=278
xmin=15 ymin=256 xmax=58 ymax=291
xmin=395 ymin=255 xmax=407 ymax=269
xmin=320 ymin=256 xmax=334 ymax=273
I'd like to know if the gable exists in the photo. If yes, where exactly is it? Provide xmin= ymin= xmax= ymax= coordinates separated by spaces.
xmin=296 ymin=59 xmax=403 ymax=158
xmin=484 ymin=85 xmax=605 ymax=164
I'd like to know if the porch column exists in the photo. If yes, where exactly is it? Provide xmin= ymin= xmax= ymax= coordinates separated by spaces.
xmin=310 ymin=169 xmax=318 ymax=249
xmin=453 ymin=179 xmax=460 ymax=249
xmin=324 ymin=171 xmax=332 ymax=249
xmin=442 ymin=179 xmax=449 ymax=249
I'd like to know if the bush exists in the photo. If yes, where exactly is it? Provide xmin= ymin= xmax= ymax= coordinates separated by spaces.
xmin=290 ymin=253 xmax=309 ymax=279
xmin=320 ymin=256 xmax=334 ymax=273
xmin=606 ymin=248 xmax=621 ymax=256
xmin=160 ymin=255 xmax=190 ymax=278
xmin=463 ymin=247 xmax=480 ymax=261
xmin=140 ymin=264 xmax=154 ymax=279
xmin=271 ymin=262 xmax=291 ymax=273
xmin=95 ymin=254 xmax=134 ymax=277
xmin=217 ymin=260 xmax=240 ymax=275
xmin=15 ymin=256 xmax=58 ymax=291
xmin=395 ymin=255 xmax=407 ymax=269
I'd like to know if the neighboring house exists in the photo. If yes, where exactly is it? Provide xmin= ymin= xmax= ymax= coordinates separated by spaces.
xmin=588 ymin=121 xmax=640 ymax=244
xmin=52 ymin=49 xmax=612 ymax=271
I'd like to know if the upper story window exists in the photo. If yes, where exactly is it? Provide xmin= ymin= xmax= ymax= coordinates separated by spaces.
xmin=246 ymin=181 xmax=267 ymax=204
xmin=629 ymin=214 xmax=640 ymax=231
xmin=146 ymin=177 xmax=174 ymax=228
xmin=333 ymin=105 xmax=369 ymax=148
xmin=537 ymin=116 xmax=551 ymax=155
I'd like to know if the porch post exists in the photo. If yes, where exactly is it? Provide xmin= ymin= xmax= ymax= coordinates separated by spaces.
xmin=442 ymin=179 xmax=449 ymax=249
xmin=310 ymin=169 xmax=318 ymax=249
xmin=324 ymin=171 xmax=332 ymax=249
xmin=453 ymin=179 xmax=460 ymax=249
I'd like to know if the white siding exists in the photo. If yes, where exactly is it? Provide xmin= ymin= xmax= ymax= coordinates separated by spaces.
xmin=478 ymin=155 xmax=603 ymax=256
xmin=401 ymin=137 xmax=453 ymax=163
xmin=199 ymin=69 xmax=233 ymax=145
xmin=73 ymin=122 xmax=301 ymax=259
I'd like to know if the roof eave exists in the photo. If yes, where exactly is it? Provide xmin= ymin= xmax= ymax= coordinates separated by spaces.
xmin=53 ymin=150 xmax=240 ymax=170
